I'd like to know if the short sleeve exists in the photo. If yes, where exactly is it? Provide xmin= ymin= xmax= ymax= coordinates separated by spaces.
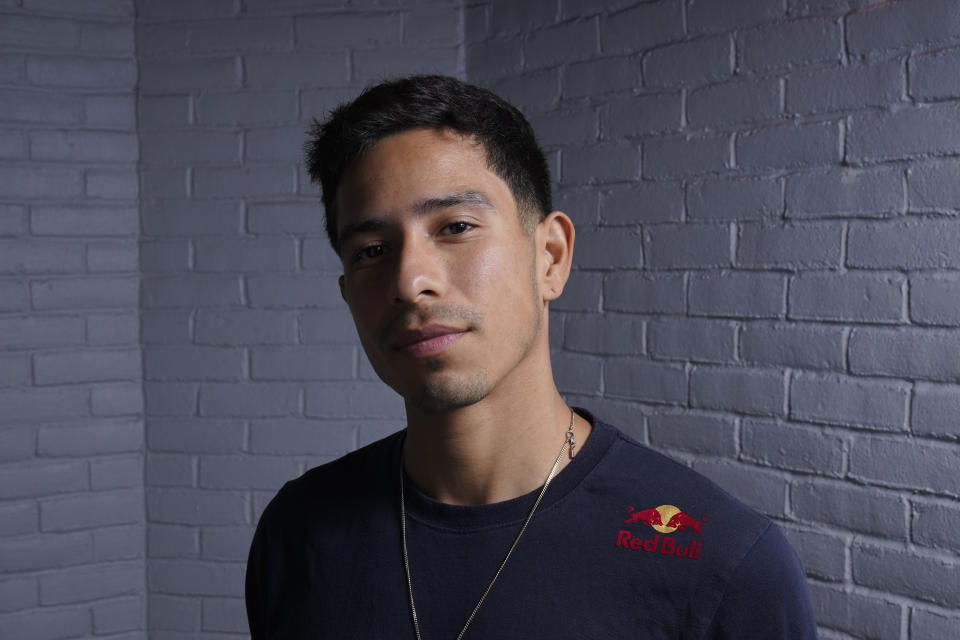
xmin=704 ymin=522 xmax=817 ymax=639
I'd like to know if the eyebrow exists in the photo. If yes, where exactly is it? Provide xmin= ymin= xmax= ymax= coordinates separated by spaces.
xmin=337 ymin=190 xmax=495 ymax=250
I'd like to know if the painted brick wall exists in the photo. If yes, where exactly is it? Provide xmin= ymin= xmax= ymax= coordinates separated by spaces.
xmin=0 ymin=1 xmax=145 ymax=639
xmin=136 ymin=0 xmax=461 ymax=636
xmin=466 ymin=1 xmax=960 ymax=638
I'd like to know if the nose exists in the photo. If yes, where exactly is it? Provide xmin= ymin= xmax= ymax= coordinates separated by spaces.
xmin=391 ymin=234 xmax=442 ymax=305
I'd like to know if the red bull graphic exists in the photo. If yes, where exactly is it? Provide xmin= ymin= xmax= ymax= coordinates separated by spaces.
xmin=617 ymin=504 xmax=705 ymax=559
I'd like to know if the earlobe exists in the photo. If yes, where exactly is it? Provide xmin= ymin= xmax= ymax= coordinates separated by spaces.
xmin=537 ymin=211 xmax=575 ymax=302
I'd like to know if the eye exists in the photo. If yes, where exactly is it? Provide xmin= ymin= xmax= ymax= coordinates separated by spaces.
xmin=444 ymin=221 xmax=473 ymax=235
xmin=354 ymin=244 xmax=387 ymax=262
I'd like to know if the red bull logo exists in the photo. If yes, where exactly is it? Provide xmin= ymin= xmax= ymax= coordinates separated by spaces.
xmin=617 ymin=504 xmax=705 ymax=560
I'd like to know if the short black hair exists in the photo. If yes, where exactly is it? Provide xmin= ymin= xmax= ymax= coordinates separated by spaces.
xmin=305 ymin=75 xmax=553 ymax=255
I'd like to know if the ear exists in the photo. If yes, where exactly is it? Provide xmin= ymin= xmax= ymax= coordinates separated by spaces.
xmin=535 ymin=211 xmax=575 ymax=302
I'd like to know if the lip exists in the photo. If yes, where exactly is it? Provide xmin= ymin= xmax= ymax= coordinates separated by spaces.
xmin=392 ymin=326 xmax=467 ymax=358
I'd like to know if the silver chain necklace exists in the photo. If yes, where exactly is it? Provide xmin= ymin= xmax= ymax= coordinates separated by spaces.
xmin=399 ymin=409 xmax=576 ymax=640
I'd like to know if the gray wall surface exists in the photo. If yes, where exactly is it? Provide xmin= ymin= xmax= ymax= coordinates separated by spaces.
xmin=1 ymin=0 xmax=959 ymax=638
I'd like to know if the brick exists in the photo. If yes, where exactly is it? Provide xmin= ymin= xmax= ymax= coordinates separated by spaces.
xmin=91 ymin=381 xmax=143 ymax=417
xmin=562 ymin=142 xmax=639 ymax=184
xmin=81 ymin=21 xmax=135 ymax=53
xmin=0 ymin=88 xmax=83 ymax=125
xmin=809 ymin=583 xmax=902 ymax=640
xmin=38 ymin=418 xmax=142 ymax=456
xmin=913 ymin=501 xmax=960 ymax=554
xmin=526 ymin=19 xmax=597 ymax=69
xmin=139 ymin=0 xmax=237 ymax=20
xmin=84 ymin=94 xmax=137 ymax=131
xmin=604 ymin=271 xmax=685 ymax=314
xmin=91 ymin=457 xmax=142 ymax=490
xmin=0 ymin=15 xmax=78 ymax=49
xmin=737 ymin=120 xmax=838 ymax=170
xmin=910 ymin=46 xmax=960 ymax=100
xmin=246 ymin=274 xmax=340 ymax=308
xmin=907 ymin=159 xmax=960 ymax=212
xmin=251 ymin=345 xmax=354 ymax=380
xmin=31 ymin=206 xmax=138 ymax=236
xmin=202 ymin=596 xmax=247 ymax=632
xmin=0 ymin=53 xmax=26 ymax=84
xmin=29 ymin=130 xmax=137 ymax=162
xmin=489 ymin=68 xmax=561 ymax=113
xmin=644 ymin=35 xmax=732 ymax=87
xmin=690 ymin=366 xmax=784 ymax=416
xmin=852 ymin=219 xmax=960 ymax=270
xmin=194 ymin=309 xmax=297 ymax=345
xmin=599 ymin=181 xmax=682 ymax=224
xmin=852 ymin=434 xmax=960 ymax=496
xmin=789 ymin=272 xmax=904 ymax=323
xmin=0 ymin=315 xmax=85 ymax=348
xmin=0 ymin=204 xmax=27 ymax=236
xmin=41 ymin=490 xmax=142 ymax=533
xmin=140 ymin=310 xmax=190 ymax=346
xmin=148 ymin=488 xmax=248 ymax=525
xmin=302 ymin=237 xmax=342 ymax=271
xmin=488 ymin=0 xmax=559 ymax=35
xmin=247 ymin=201 xmax=324 ymax=234
xmin=785 ymin=167 xmax=903 ymax=218
xmin=740 ymin=322 xmax=845 ymax=370
xmin=563 ymin=312 xmax=643 ymax=355
xmin=604 ymin=92 xmax=682 ymax=138
xmin=781 ymin=528 xmax=846 ymax=582
xmin=0 ymin=388 xmax=90 ymax=424
xmin=404 ymin=6 xmax=461 ymax=46
xmin=0 ymin=353 xmax=29 ymax=386
xmin=148 ymin=594 xmax=200 ymax=631
xmin=0 ymin=607 xmax=90 ymax=640
xmin=0 ymin=576 xmax=37 ymax=613
xmin=193 ymin=165 xmax=294 ymax=198
xmin=912 ymin=383 xmax=960 ymax=439
xmin=139 ymin=167 xmax=187 ymax=198
xmin=199 ymin=455 xmax=300 ymax=490
xmin=148 ymin=418 xmax=244 ymax=454
xmin=853 ymin=542 xmax=960 ymax=607
xmin=687 ymin=177 xmax=782 ymax=222
xmin=144 ymin=382 xmax=198 ymax=417
xmin=27 ymin=56 xmax=135 ymax=89
xmin=605 ymin=357 xmax=687 ymax=405
xmin=528 ymin=108 xmax=597 ymax=149
xmin=600 ymin=1 xmax=682 ymax=52
xmin=573 ymin=226 xmax=642 ymax=268
xmin=649 ymin=317 xmax=736 ymax=363
xmin=299 ymin=308 xmax=359 ymax=344
xmin=689 ymin=272 xmax=786 ymax=319
xmin=0 ymin=166 xmax=82 ymax=199
xmin=0 ymin=240 xmax=84 ymax=274
xmin=466 ymin=37 xmax=523 ymax=82
xmin=688 ymin=77 xmax=782 ymax=128
xmin=847 ymin=0 xmax=960 ymax=55
xmin=794 ymin=480 xmax=905 ymax=537
xmin=140 ymin=56 xmax=238 ymax=92
xmin=554 ymin=349 xmax=604 ymax=396
xmin=34 ymin=348 xmax=140 ymax=385
xmin=245 ymin=52 xmax=348 ymax=88
xmin=144 ymin=346 xmax=244 ymax=381
xmin=647 ymin=412 xmax=736 ymax=456
xmin=744 ymin=418 xmax=845 ymax=474
xmin=850 ymin=328 xmax=960 ymax=383
xmin=188 ymin=17 xmax=291 ymax=52
xmin=911 ymin=275 xmax=960 ymax=326
xmin=688 ymin=0 xmax=784 ymax=34
xmin=249 ymin=418 xmax=357 ymax=455
xmin=911 ymin=610 xmax=960 ymax=639
xmin=0 ymin=129 xmax=26 ymax=160
xmin=645 ymin=223 xmax=731 ymax=269
xmin=691 ymin=459 xmax=787 ymax=517
xmin=553 ymin=270 xmax=601 ymax=312
xmin=787 ymin=58 xmax=903 ymax=115
xmin=141 ymin=275 xmax=242 ymax=308
xmin=304 ymin=381 xmax=403 ymax=419
xmin=300 ymin=85 xmax=366 ymax=122
xmin=295 ymin=13 xmax=399 ymax=49
xmin=643 ymin=133 xmax=731 ymax=179
xmin=141 ymin=200 xmax=242 ymax=236
xmin=790 ymin=373 xmax=908 ymax=431
xmin=149 ymin=559 xmax=245 ymax=597
xmin=146 ymin=453 xmax=194 ymax=488
xmin=140 ymin=130 xmax=239 ymax=165
xmin=199 ymin=382 xmax=300 ymax=417
xmin=138 ymin=95 xmax=190 ymax=130
xmin=149 ymin=524 xmax=198 ymax=559
xmin=87 ymin=240 xmax=139 ymax=272
xmin=246 ymin=126 xmax=307 ymax=163
xmin=0 ymin=427 xmax=33 ymax=462
xmin=0 ymin=531 xmax=91 ymax=572
xmin=742 ymin=16 xmax=841 ymax=72
xmin=848 ymin=103 xmax=960 ymax=163
xmin=86 ymin=169 xmax=139 ymax=199
xmin=92 ymin=596 xmax=142 ymax=634
xmin=194 ymin=237 xmax=296 ymax=272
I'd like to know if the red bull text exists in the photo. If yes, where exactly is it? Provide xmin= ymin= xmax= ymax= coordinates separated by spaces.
xmin=615 ymin=530 xmax=702 ymax=559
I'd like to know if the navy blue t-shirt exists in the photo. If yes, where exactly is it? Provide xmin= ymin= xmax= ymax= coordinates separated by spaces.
xmin=246 ymin=413 xmax=817 ymax=639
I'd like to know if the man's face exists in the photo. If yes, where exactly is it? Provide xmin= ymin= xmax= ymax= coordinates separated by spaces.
xmin=336 ymin=127 xmax=547 ymax=413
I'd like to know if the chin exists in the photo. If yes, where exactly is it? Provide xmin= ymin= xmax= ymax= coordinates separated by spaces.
xmin=402 ymin=371 xmax=491 ymax=414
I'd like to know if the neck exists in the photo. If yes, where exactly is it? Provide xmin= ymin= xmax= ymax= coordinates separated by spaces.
xmin=402 ymin=377 xmax=592 ymax=505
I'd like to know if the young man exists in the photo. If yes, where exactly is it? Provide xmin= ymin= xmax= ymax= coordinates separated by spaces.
xmin=245 ymin=75 xmax=817 ymax=639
